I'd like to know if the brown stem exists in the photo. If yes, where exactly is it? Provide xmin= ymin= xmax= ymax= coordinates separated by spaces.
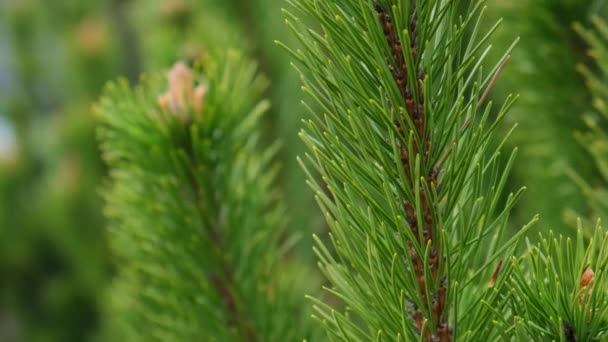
xmin=375 ymin=3 xmax=451 ymax=340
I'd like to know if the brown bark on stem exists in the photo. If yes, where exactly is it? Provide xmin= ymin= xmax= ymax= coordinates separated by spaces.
xmin=375 ymin=3 xmax=451 ymax=341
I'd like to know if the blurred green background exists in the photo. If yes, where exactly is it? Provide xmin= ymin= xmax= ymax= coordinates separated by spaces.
xmin=0 ymin=0 xmax=606 ymax=341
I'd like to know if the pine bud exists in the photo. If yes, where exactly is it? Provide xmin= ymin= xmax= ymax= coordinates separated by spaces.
xmin=580 ymin=267 xmax=594 ymax=288
xmin=158 ymin=61 xmax=208 ymax=124
xmin=578 ymin=267 xmax=594 ymax=304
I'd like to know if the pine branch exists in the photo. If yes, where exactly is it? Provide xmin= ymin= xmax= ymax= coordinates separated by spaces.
xmin=283 ymin=0 xmax=536 ymax=340
xmin=374 ymin=4 xmax=444 ymax=337
xmin=96 ymin=52 xmax=316 ymax=340
xmin=509 ymin=222 xmax=608 ymax=341
xmin=136 ymin=0 xmax=320 ymax=258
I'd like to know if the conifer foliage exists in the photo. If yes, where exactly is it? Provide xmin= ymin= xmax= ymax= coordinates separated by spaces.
xmin=96 ymin=52 xmax=314 ymax=340
xmin=87 ymin=1 xmax=608 ymax=341
xmin=283 ymin=0 xmax=535 ymax=340
xmin=509 ymin=223 xmax=608 ymax=341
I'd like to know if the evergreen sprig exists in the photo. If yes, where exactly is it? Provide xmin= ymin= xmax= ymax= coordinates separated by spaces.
xmin=510 ymin=222 xmax=608 ymax=341
xmin=282 ymin=0 xmax=536 ymax=340
xmin=96 ymin=51 xmax=315 ymax=340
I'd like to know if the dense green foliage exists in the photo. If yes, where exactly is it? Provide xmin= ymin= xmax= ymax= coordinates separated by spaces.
xmin=4 ymin=0 xmax=608 ymax=341
xmin=284 ymin=0 xmax=536 ymax=339
xmin=510 ymin=222 xmax=608 ymax=341
xmin=97 ymin=53 xmax=318 ymax=340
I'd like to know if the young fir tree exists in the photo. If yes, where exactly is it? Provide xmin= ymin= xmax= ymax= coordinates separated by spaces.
xmin=96 ymin=52 xmax=318 ymax=340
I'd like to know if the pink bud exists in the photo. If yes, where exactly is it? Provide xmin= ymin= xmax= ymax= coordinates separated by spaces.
xmin=193 ymin=84 xmax=208 ymax=114
xmin=581 ymin=267 xmax=594 ymax=289
xmin=157 ymin=61 xmax=208 ymax=123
